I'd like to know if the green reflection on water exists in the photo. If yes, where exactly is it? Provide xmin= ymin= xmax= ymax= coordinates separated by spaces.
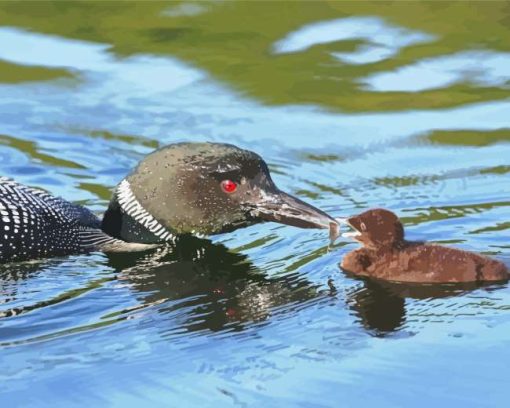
xmin=470 ymin=221 xmax=510 ymax=234
xmin=1 ymin=1 xmax=510 ymax=111
xmin=0 ymin=134 xmax=86 ymax=169
xmin=0 ymin=60 xmax=72 ymax=83
xmin=83 ymin=130 xmax=160 ymax=149
xmin=423 ymin=129 xmax=510 ymax=146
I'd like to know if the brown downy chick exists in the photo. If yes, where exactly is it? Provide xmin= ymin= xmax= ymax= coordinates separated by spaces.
xmin=341 ymin=209 xmax=508 ymax=283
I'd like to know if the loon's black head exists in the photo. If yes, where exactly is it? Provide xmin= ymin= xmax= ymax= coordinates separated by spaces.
xmin=102 ymin=142 xmax=337 ymax=243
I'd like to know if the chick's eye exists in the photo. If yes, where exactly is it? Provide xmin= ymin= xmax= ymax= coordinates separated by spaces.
xmin=221 ymin=179 xmax=237 ymax=193
xmin=360 ymin=222 xmax=367 ymax=232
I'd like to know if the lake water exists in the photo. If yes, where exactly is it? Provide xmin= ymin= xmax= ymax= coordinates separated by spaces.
xmin=1 ymin=2 xmax=509 ymax=407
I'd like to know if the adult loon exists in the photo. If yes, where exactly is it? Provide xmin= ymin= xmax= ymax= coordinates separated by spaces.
xmin=0 ymin=142 xmax=337 ymax=263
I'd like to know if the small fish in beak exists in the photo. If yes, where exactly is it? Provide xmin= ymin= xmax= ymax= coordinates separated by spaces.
xmin=329 ymin=217 xmax=350 ymax=244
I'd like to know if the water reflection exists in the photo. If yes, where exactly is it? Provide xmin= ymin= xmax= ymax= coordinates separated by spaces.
xmin=420 ymin=129 xmax=510 ymax=147
xmin=273 ymin=16 xmax=434 ymax=65
xmin=346 ymin=277 xmax=508 ymax=336
xmin=364 ymin=51 xmax=510 ymax=92
xmin=108 ymin=237 xmax=325 ymax=334
xmin=0 ymin=240 xmax=327 ymax=346
xmin=1 ymin=238 xmax=508 ymax=341
xmin=2 ymin=1 xmax=510 ymax=112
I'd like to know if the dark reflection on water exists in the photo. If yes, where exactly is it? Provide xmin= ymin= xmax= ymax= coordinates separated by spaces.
xmin=0 ymin=238 xmax=327 ymax=347
xmin=108 ymin=237 xmax=323 ymax=334
xmin=346 ymin=281 xmax=407 ymax=334
xmin=346 ymin=277 xmax=509 ymax=336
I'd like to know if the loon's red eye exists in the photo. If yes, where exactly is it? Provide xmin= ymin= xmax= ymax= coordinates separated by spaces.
xmin=221 ymin=179 xmax=237 ymax=193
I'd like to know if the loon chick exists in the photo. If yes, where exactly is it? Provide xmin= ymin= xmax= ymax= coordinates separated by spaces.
xmin=340 ymin=208 xmax=508 ymax=283
xmin=0 ymin=142 xmax=337 ymax=263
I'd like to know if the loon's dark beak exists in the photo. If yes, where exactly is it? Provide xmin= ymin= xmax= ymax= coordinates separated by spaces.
xmin=249 ymin=190 xmax=338 ymax=230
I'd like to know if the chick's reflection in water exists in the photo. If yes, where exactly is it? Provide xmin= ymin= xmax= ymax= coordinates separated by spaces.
xmin=106 ymin=236 xmax=322 ymax=333
xmin=344 ymin=276 xmax=507 ymax=336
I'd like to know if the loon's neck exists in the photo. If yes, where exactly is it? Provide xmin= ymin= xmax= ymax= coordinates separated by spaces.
xmin=101 ymin=179 xmax=176 ymax=244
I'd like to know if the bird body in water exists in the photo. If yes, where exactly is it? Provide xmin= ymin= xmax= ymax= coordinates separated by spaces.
xmin=0 ymin=142 xmax=337 ymax=263
xmin=340 ymin=208 xmax=508 ymax=283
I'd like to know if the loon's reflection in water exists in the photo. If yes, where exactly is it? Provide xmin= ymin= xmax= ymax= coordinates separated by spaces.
xmin=106 ymin=236 xmax=325 ymax=333
xmin=1 ymin=239 xmax=507 ymax=341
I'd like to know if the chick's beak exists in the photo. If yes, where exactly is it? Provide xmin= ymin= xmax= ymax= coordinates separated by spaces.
xmin=342 ymin=217 xmax=363 ymax=241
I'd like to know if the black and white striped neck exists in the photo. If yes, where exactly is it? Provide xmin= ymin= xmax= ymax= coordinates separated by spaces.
xmin=101 ymin=179 xmax=177 ymax=245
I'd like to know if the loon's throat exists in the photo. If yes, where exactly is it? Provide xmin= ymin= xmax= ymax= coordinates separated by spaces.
xmin=101 ymin=179 xmax=176 ymax=244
